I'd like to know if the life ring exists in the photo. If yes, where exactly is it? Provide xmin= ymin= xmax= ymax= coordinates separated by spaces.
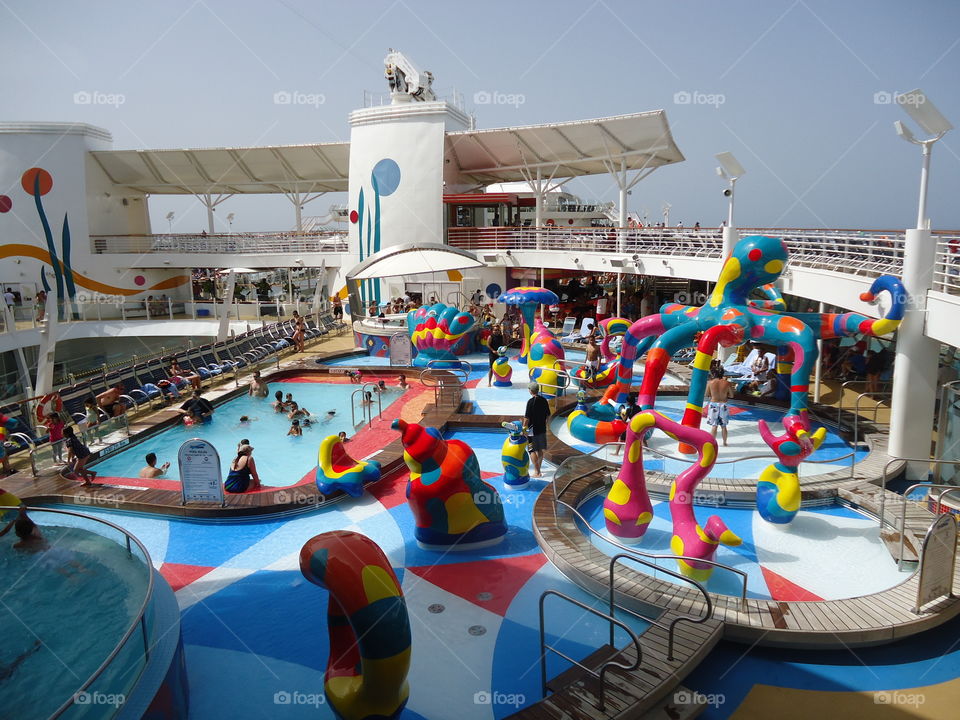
xmin=36 ymin=394 xmax=63 ymax=423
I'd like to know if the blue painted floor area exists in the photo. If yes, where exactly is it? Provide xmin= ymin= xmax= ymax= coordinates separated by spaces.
xmin=552 ymin=398 xmax=866 ymax=480
xmin=576 ymin=495 xmax=904 ymax=601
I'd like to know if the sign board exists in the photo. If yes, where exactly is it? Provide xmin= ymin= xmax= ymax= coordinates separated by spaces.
xmin=915 ymin=513 xmax=958 ymax=612
xmin=178 ymin=438 xmax=225 ymax=506
xmin=389 ymin=332 xmax=413 ymax=367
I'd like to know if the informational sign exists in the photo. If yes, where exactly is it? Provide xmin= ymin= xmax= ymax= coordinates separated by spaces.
xmin=178 ymin=438 xmax=225 ymax=506
xmin=915 ymin=513 xmax=958 ymax=612
xmin=389 ymin=332 xmax=413 ymax=367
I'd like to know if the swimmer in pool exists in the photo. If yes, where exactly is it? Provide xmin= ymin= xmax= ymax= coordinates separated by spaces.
xmin=0 ymin=506 xmax=47 ymax=551
xmin=321 ymin=410 xmax=337 ymax=424
xmin=288 ymin=419 xmax=302 ymax=436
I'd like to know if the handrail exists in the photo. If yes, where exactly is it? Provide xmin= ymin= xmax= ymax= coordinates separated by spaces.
xmin=539 ymin=589 xmax=642 ymax=712
xmin=0 ymin=505 xmax=155 ymax=719
xmin=350 ymin=383 xmax=382 ymax=427
xmin=852 ymin=391 xmax=892 ymax=447
xmin=836 ymin=380 xmax=893 ymax=427
xmin=933 ymin=486 xmax=960 ymax=516
xmin=557 ymin=498 xmax=747 ymax=610
xmin=610 ymin=553 xmax=712 ymax=661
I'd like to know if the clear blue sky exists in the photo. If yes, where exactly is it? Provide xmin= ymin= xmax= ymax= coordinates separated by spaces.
xmin=4 ymin=0 xmax=959 ymax=232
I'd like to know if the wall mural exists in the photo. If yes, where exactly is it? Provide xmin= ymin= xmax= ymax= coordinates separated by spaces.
xmin=0 ymin=167 xmax=188 ymax=319
xmin=353 ymin=158 xmax=401 ymax=308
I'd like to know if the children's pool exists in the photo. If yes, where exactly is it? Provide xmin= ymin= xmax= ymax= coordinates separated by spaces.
xmin=92 ymin=381 xmax=403 ymax=484
xmin=0 ymin=524 xmax=151 ymax=719
xmin=575 ymin=493 xmax=906 ymax=601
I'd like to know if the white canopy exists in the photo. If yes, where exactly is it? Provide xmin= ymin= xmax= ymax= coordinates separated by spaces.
xmin=347 ymin=243 xmax=484 ymax=281
xmin=90 ymin=142 xmax=350 ymax=195
xmin=445 ymin=110 xmax=684 ymax=185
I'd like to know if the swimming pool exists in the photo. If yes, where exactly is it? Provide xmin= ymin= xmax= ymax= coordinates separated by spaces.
xmin=551 ymin=399 xmax=866 ymax=480
xmin=92 ymin=381 xmax=403 ymax=485
xmin=0 ymin=523 xmax=151 ymax=719
xmin=575 ymin=492 xmax=905 ymax=601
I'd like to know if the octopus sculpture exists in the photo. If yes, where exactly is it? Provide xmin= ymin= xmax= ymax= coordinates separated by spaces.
xmin=406 ymin=302 xmax=476 ymax=368
xmin=572 ymin=316 xmax=631 ymax=388
xmin=598 ymin=235 xmax=904 ymax=521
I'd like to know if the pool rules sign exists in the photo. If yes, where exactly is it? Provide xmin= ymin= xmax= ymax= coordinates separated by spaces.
xmin=178 ymin=438 xmax=225 ymax=506
xmin=915 ymin=513 xmax=958 ymax=612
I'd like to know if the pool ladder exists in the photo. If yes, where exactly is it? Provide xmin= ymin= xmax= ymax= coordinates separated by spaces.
xmin=351 ymin=383 xmax=383 ymax=427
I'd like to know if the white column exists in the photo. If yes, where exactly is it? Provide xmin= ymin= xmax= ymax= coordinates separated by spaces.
xmin=33 ymin=293 xmax=57 ymax=395
xmin=204 ymin=194 xmax=215 ymax=234
xmin=722 ymin=225 xmax=738 ymax=259
xmin=813 ymin=301 xmax=825 ymax=403
xmin=217 ymin=269 xmax=237 ymax=342
xmin=312 ymin=263 xmax=329 ymax=315
xmin=889 ymin=228 xmax=939 ymax=479
xmin=618 ymin=160 xmax=628 ymax=253
xmin=616 ymin=273 xmax=622 ymax=317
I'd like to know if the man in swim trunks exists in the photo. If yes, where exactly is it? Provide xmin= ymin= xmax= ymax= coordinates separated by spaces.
xmin=96 ymin=384 xmax=127 ymax=417
xmin=584 ymin=335 xmax=600 ymax=383
xmin=248 ymin=370 xmax=269 ymax=398
xmin=705 ymin=367 xmax=734 ymax=446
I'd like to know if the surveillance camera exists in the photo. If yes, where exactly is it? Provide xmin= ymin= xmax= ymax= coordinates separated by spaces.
xmin=573 ymin=258 xmax=579 ymax=264
xmin=723 ymin=188 xmax=732 ymax=197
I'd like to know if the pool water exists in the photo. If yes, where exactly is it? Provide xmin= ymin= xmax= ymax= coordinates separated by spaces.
xmin=576 ymin=493 xmax=905 ymax=601
xmin=62 ymin=429 xmax=651 ymax=720
xmin=552 ymin=399 xmax=866 ymax=480
xmin=93 ymin=381 xmax=403 ymax=484
xmin=0 ymin=525 xmax=150 ymax=719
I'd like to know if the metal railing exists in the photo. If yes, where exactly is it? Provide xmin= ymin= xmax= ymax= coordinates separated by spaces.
xmin=350 ymin=383 xmax=383 ymax=427
xmin=538 ymin=589 xmax=642 ymax=712
xmin=876 ymin=457 xmax=960 ymax=565
xmin=836 ymin=380 xmax=893 ymax=428
xmin=90 ymin=231 xmax=347 ymax=255
xmin=0 ymin=505 xmax=155 ymax=719
xmin=418 ymin=366 xmax=469 ymax=409
xmin=852 ymin=391 xmax=892 ymax=447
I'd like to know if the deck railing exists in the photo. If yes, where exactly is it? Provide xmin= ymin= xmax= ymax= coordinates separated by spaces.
xmin=89 ymin=231 xmax=347 ymax=255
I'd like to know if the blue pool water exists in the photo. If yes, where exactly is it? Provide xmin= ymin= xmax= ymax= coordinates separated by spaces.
xmin=0 ymin=524 xmax=150 ymax=719
xmin=93 ymin=381 xmax=402 ymax=483
xmin=552 ymin=399 xmax=866 ymax=480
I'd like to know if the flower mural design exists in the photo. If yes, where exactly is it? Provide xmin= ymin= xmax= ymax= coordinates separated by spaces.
xmin=356 ymin=158 xmax=401 ymax=308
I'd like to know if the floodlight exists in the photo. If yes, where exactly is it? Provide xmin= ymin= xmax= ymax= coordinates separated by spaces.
xmin=716 ymin=166 xmax=728 ymax=179
xmin=896 ymin=89 xmax=953 ymax=136
xmin=715 ymin=151 xmax=746 ymax=179
xmin=165 ymin=211 xmax=175 ymax=220
xmin=894 ymin=120 xmax=915 ymax=143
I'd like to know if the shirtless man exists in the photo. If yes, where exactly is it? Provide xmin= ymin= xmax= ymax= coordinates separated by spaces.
xmin=584 ymin=336 xmax=600 ymax=383
xmin=248 ymin=370 xmax=269 ymax=398
xmin=705 ymin=367 xmax=734 ymax=446
xmin=96 ymin=384 xmax=127 ymax=417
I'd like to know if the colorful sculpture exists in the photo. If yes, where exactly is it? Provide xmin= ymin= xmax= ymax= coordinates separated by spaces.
xmin=604 ymin=410 xmax=741 ymax=580
xmin=527 ymin=318 xmax=567 ymax=398
xmin=316 ymin=435 xmax=382 ymax=498
xmin=492 ymin=346 xmax=513 ymax=386
xmin=500 ymin=421 xmax=530 ymax=489
xmin=300 ymin=530 xmax=410 ymax=720
xmin=604 ymin=236 xmax=905 ymax=445
xmin=391 ymin=419 xmax=507 ymax=550
xmin=407 ymin=302 xmax=476 ymax=368
xmin=499 ymin=287 xmax=558 ymax=365
xmin=756 ymin=417 xmax=827 ymax=524
xmin=567 ymin=390 xmax=626 ymax=445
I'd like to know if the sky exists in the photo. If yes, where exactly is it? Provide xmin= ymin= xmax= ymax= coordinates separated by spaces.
xmin=3 ymin=0 xmax=960 ymax=233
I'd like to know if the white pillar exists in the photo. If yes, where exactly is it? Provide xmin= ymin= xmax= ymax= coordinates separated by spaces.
xmin=204 ymin=194 xmax=215 ymax=235
xmin=616 ymin=273 xmax=622 ymax=317
xmin=312 ymin=264 xmax=329 ymax=315
xmin=217 ymin=269 xmax=237 ymax=342
xmin=722 ymin=225 xmax=738 ymax=259
xmin=534 ymin=168 xmax=543 ymax=228
xmin=813 ymin=301 xmax=825 ymax=403
xmin=889 ymin=228 xmax=939 ymax=479
xmin=33 ymin=293 xmax=57 ymax=395
xmin=917 ymin=144 xmax=932 ymax=230
xmin=618 ymin=159 xmax=628 ymax=253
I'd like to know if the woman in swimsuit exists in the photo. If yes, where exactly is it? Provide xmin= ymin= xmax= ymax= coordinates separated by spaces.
xmin=224 ymin=444 xmax=262 ymax=493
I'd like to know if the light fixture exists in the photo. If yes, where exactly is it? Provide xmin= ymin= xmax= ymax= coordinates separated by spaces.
xmin=481 ymin=253 xmax=499 ymax=263
xmin=715 ymin=151 xmax=745 ymax=229
xmin=893 ymin=89 xmax=953 ymax=229
xmin=505 ymin=250 xmax=512 ymax=256
xmin=572 ymin=258 xmax=580 ymax=264
xmin=609 ymin=258 xmax=628 ymax=268
xmin=631 ymin=254 xmax=639 ymax=261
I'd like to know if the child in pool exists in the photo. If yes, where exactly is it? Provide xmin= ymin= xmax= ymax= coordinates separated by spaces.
xmin=288 ymin=419 xmax=302 ymax=436
xmin=398 ymin=374 xmax=408 ymax=390
xmin=0 ymin=506 xmax=46 ymax=551
xmin=284 ymin=392 xmax=294 ymax=408
xmin=273 ymin=390 xmax=285 ymax=413
xmin=288 ymin=402 xmax=309 ymax=419
xmin=237 ymin=415 xmax=257 ymax=427
xmin=338 ymin=431 xmax=348 ymax=442
xmin=321 ymin=410 xmax=337 ymax=424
